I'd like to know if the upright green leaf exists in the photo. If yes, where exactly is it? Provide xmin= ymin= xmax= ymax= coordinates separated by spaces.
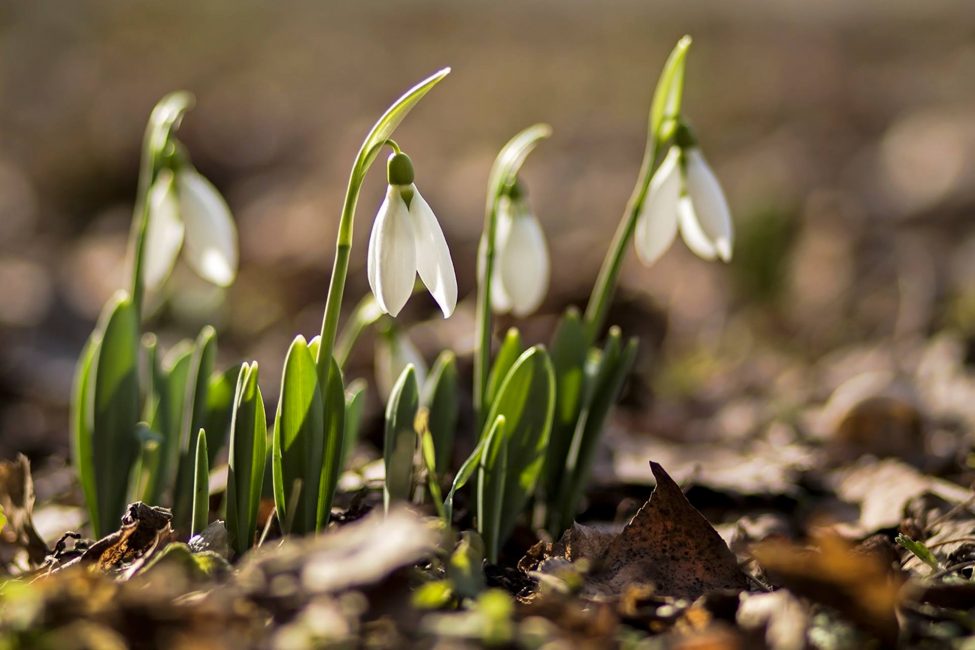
xmin=317 ymin=355 xmax=346 ymax=530
xmin=384 ymin=365 xmax=419 ymax=513
xmin=444 ymin=417 xmax=499 ymax=525
xmin=341 ymin=378 xmax=367 ymax=470
xmin=272 ymin=336 xmax=324 ymax=535
xmin=543 ymin=308 xmax=589 ymax=505
xmin=191 ymin=429 xmax=209 ymax=537
xmin=423 ymin=351 xmax=459 ymax=471
xmin=173 ymin=327 xmax=216 ymax=531
xmin=479 ymin=346 xmax=555 ymax=552
xmin=130 ymin=423 xmax=163 ymax=503
xmin=484 ymin=329 xmax=523 ymax=416
xmin=203 ymin=363 xmax=241 ymax=466
xmin=90 ymin=292 xmax=141 ymax=536
xmin=552 ymin=329 xmax=637 ymax=534
xmin=477 ymin=415 xmax=508 ymax=563
xmin=70 ymin=333 xmax=99 ymax=535
xmin=145 ymin=342 xmax=191 ymax=510
xmin=226 ymin=362 xmax=268 ymax=556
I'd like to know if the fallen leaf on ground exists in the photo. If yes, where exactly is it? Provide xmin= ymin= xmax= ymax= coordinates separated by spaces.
xmin=737 ymin=590 xmax=810 ymax=650
xmin=534 ymin=461 xmax=750 ymax=601
xmin=0 ymin=454 xmax=49 ymax=567
xmin=751 ymin=533 xmax=902 ymax=646
xmin=593 ymin=462 xmax=750 ymax=600
xmin=826 ymin=458 xmax=971 ymax=536
xmin=237 ymin=507 xmax=437 ymax=599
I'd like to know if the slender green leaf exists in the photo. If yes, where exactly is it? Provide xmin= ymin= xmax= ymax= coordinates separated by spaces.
xmin=272 ymin=336 xmax=324 ymax=535
xmin=383 ymin=365 xmax=419 ymax=513
xmin=130 ymin=423 xmax=163 ymax=502
xmin=444 ymin=418 xmax=498 ymax=525
xmin=91 ymin=292 xmax=141 ymax=536
xmin=480 ymin=346 xmax=555 ymax=553
xmin=226 ymin=362 xmax=268 ymax=556
xmin=191 ymin=429 xmax=209 ymax=537
xmin=341 ymin=378 xmax=367 ymax=470
xmin=649 ymin=36 xmax=692 ymax=143
xmin=552 ymin=329 xmax=637 ymax=534
xmin=896 ymin=534 xmax=940 ymax=571
xmin=271 ymin=335 xmax=325 ymax=534
xmin=543 ymin=308 xmax=589 ymax=504
xmin=172 ymin=327 xmax=216 ymax=531
xmin=146 ymin=342 xmax=191 ymax=515
xmin=423 ymin=351 xmax=459 ymax=471
xmin=317 ymin=355 xmax=346 ymax=530
xmin=484 ymin=328 xmax=523 ymax=416
xmin=203 ymin=363 xmax=241 ymax=466
xmin=477 ymin=415 xmax=508 ymax=563
xmin=70 ymin=333 xmax=99 ymax=535
xmin=418 ymin=425 xmax=445 ymax=520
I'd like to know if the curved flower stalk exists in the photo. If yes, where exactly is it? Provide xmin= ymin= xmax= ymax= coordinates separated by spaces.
xmin=144 ymin=167 xmax=239 ymax=292
xmin=491 ymin=184 xmax=550 ymax=317
xmin=634 ymin=133 xmax=734 ymax=266
xmin=367 ymin=152 xmax=457 ymax=318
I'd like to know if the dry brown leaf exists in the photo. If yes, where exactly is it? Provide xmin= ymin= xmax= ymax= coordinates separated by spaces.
xmin=78 ymin=502 xmax=174 ymax=574
xmin=589 ymin=461 xmax=749 ymax=600
xmin=828 ymin=458 xmax=971 ymax=536
xmin=0 ymin=453 xmax=49 ymax=566
xmin=751 ymin=533 xmax=903 ymax=646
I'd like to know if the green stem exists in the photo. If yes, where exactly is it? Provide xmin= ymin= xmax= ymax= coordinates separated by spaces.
xmin=128 ymin=123 xmax=159 ymax=320
xmin=581 ymin=139 xmax=662 ymax=343
xmin=473 ymin=192 xmax=502 ymax=430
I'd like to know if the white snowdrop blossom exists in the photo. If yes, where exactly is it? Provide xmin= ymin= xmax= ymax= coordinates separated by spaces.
xmin=367 ymin=153 xmax=457 ymax=318
xmin=143 ymin=168 xmax=239 ymax=291
xmin=492 ymin=194 xmax=550 ymax=317
xmin=634 ymin=145 xmax=734 ymax=266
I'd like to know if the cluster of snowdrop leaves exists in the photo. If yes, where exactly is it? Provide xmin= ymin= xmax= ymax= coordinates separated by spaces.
xmin=72 ymin=94 xmax=241 ymax=539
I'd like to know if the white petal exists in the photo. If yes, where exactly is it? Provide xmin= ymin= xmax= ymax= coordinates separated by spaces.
xmin=143 ymin=170 xmax=184 ymax=292
xmin=177 ymin=170 xmax=239 ymax=286
xmin=408 ymin=186 xmax=457 ymax=318
xmin=367 ymin=187 xmax=416 ymax=317
xmin=489 ymin=204 xmax=513 ymax=314
xmin=499 ymin=207 xmax=549 ymax=317
xmin=683 ymin=148 xmax=734 ymax=262
xmin=634 ymin=147 xmax=681 ymax=266
xmin=677 ymin=197 xmax=717 ymax=260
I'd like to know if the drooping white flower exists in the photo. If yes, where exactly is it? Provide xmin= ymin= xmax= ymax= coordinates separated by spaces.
xmin=492 ymin=194 xmax=549 ymax=317
xmin=367 ymin=153 xmax=457 ymax=318
xmin=143 ymin=168 xmax=239 ymax=291
xmin=634 ymin=145 xmax=734 ymax=266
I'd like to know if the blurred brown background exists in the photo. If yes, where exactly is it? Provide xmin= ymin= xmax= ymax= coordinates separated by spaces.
xmin=3 ymin=0 xmax=975 ymax=461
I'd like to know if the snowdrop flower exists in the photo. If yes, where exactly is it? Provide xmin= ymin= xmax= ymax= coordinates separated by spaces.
xmin=634 ymin=128 xmax=734 ymax=266
xmin=143 ymin=167 xmax=239 ymax=291
xmin=491 ymin=184 xmax=549 ymax=317
xmin=367 ymin=152 xmax=457 ymax=318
